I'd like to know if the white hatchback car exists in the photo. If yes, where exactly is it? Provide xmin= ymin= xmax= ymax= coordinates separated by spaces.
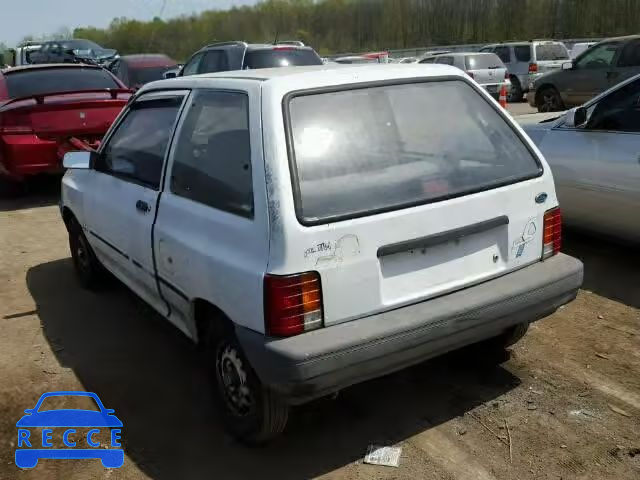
xmin=61 ymin=65 xmax=583 ymax=443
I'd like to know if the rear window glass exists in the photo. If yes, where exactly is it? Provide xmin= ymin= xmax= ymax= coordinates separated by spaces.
xmin=514 ymin=45 xmax=532 ymax=62
xmin=287 ymin=81 xmax=541 ymax=224
xmin=5 ymin=67 xmax=119 ymax=99
xmin=465 ymin=54 xmax=503 ymax=69
xmin=244 ymin=49 xmax=322 ymax=69
xmin=535 ymin=43 xmax=569 ymax=61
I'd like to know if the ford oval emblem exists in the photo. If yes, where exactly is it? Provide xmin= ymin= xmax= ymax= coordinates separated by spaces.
xmin=535 ymin=192 xmax=548 ymax=204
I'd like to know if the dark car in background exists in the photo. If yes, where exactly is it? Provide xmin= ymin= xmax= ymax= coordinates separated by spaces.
xmin=108 ymin=54 xmax=178 ymax=89
xmin=178 ymin=41 xmax=323 ymax=76
xmin=528 ymin=35 xmax=640 ymax=111
xmin=28 ymin=39 xmax=118 ymax=66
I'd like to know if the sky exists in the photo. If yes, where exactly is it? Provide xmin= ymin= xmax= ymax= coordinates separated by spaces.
xmin=1 ymin=0 xmax=257 ymax=46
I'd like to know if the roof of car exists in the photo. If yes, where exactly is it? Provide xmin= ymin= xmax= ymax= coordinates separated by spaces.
xmin=1 ymin=63 xmax=101 ymax=75
xmin=198 ymin=41 xmax=315 ymax=52
xmin=140 ymin=64 xmax=464 ymax=94
xmin=599 ymin=34 xmax=640 ymax=42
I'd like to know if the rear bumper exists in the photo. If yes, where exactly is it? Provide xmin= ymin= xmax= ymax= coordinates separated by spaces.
xmin=237 ymin=254 xmax=583 ymax=404
xmin=0 ymin=134 xmax=61 ymax=181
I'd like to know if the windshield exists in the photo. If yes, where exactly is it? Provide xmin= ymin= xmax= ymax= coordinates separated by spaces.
xmin=37 ymin=395 xmax=100 ymax=412
xmin=465 ymin=54 xmax=504 ymax=69
xmin=535 ymin=43 xmax=569 ymax=61
xmin=287 ymin=80 xmax=541 ymax=224
xmin=244 ymin=49 xmax=322 ymax=69
xmin=129 ymin=66 xmax=176 ymax=86
xmin=5 ymin=67 xmax=120 ymax=99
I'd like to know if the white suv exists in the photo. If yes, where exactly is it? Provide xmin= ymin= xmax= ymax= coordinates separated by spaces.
xmin=60 ymin=64 xmax=583 ymax=443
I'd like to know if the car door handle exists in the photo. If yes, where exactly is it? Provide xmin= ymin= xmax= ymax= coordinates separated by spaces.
xmin=135 ymin=200 xmax=150 ymax=213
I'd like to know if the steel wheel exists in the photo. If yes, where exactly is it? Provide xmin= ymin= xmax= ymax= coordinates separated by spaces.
xmin=215 ymin=342 xmax=256 ymax=418
xmin=537 ymin=87 xmax=564 ymax=112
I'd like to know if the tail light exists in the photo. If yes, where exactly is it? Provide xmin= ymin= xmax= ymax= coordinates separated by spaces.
xmin=528 ymin=62 xmax=538 ymax=73
xmin=542 ymin=207 xmax=562 ymax=259
xmin=0 ymin=112 xmax=33 ymax=134
xmin=273 ymin=46 xmax=295 ymax=51
xmin=466 ymin=71 xmax=475 ymax=79
xmin=264 ymin=271 xmax=323 ymax=337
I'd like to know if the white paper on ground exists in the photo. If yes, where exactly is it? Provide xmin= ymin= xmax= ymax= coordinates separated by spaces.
xmin=363 ymin=445 xmax=402 ymax=467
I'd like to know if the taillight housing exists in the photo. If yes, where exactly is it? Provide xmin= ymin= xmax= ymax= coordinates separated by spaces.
xmin=0 ymin=112 xmax=33 ymax=134
xmin=264 ymin=271 xmax=323 ymax=337
xmin=542 ymin=207 xmax=562 ymax=259
xmin=528 ymin=62 xmax=538 ymax=73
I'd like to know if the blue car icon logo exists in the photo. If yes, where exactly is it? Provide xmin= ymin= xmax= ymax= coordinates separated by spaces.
xmin=15 ymin=391 xmax=123 ymax=469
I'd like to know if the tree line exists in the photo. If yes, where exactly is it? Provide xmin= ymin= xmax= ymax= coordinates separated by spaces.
xmin=45 ymin=0 xmax=640 ymax=60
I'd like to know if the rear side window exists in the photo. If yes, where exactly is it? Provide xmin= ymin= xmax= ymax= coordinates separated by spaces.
xmin=171 ymin=90 xmax=253 ymax=217
xmin=286 ymin=80 xmax=541 ymax=224
xmin=535 ymin=43 xmax=569 ymax=61
xmin=244 ymin=49 xmax=322 ymax=69
xmin=617 ymin=40 xmax=640 ymax=67
xmin=465 ymin=54 xmax=503 ymax=69
xmin=514 ymin=46 xmax=532 ymax=62
xmin=4 ymin=67 xmax=120 ymax=99
xmin=199 ymin=50 xmax=229 ymax=73
xmin=436 ymin=56 xmax=454 ymax=66
xmin=97 ymin=96 xmax=183 ymax=189
xmin=494 ymin=46 xmax=511 ymax=63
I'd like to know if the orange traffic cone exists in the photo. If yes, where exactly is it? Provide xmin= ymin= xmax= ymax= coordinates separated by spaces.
xmin=499 ymin=83 xmax=508 ymax=109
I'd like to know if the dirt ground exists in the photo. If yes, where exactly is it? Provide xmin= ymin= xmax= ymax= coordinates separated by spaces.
xmin=1 ymin=182 xmax=639 ymax=480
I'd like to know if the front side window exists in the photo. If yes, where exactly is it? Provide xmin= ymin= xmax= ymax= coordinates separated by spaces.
xmin=494 ymin=46 xmax=511 ymax=63
xmin=587 ymin=78 xmax=640 ymax=132
xmin=170 ymin=90 xmax=253 ymax=217
xmin=287 ymin=80 xmax=541 ymax=224
xmin=97 ymin=96 xmax=183 ymax=189
xmin=576 ymin=42 xmax=620 ymax=69
xmin=182 ymin=53 xmax=203 ymax=76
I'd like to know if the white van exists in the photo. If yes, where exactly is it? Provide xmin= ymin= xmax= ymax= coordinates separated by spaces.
xmin=60 ymin=64 xmax=583 ymax=443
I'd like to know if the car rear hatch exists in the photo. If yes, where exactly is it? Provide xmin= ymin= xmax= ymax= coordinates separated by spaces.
xmin=1 ymin=67 xmax=131 ymax=150
xmin=279 ymin=78 xmax=553 ymax=327
xmin=533 ymin=42 xmax=570 ymax=73
xmin=465 ymin=53 xmax=506 ymax=92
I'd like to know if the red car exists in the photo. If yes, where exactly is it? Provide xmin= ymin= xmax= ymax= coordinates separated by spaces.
xmin=0 ymin=64 xmax=131 ymax=192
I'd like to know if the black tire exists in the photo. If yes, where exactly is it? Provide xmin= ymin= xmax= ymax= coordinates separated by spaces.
xmin=536 ymin=86 xmax=565 ymax=112
xmin=68 ymin=219 xmax=105 ymax=289
xmin=508 ymin=76 xmax=523 ymax=103
xmin=0 ymin=177 xmax=23 ymax=198
xmin=203 ymin=322 xmax=289 ymax=445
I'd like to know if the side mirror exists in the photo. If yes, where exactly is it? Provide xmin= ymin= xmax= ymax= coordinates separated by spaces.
xmin=63 ymin=151 xmax=91 ymax=169
xmin=562 ymin=61 xmax=573 ymax=71
xmin=163 ymin=70 xmax=177 ymax=79
xmin=564 ymin=106 xmax=587 ymax=128
xmin=24 ymin=409 xmax=34 ymax=414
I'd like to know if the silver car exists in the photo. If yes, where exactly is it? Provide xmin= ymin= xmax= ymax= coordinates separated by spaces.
xmin=419 ymin=52 xmax=508 ymax=100
xmin=481 ymin=41 xmax=570 ymax=102
xmin=519 ymin=74 xmax=640 ymax=242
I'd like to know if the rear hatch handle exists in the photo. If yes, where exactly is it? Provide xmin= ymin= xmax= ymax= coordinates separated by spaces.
xmin=377 ymin=215 xmax=509 ymax=258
